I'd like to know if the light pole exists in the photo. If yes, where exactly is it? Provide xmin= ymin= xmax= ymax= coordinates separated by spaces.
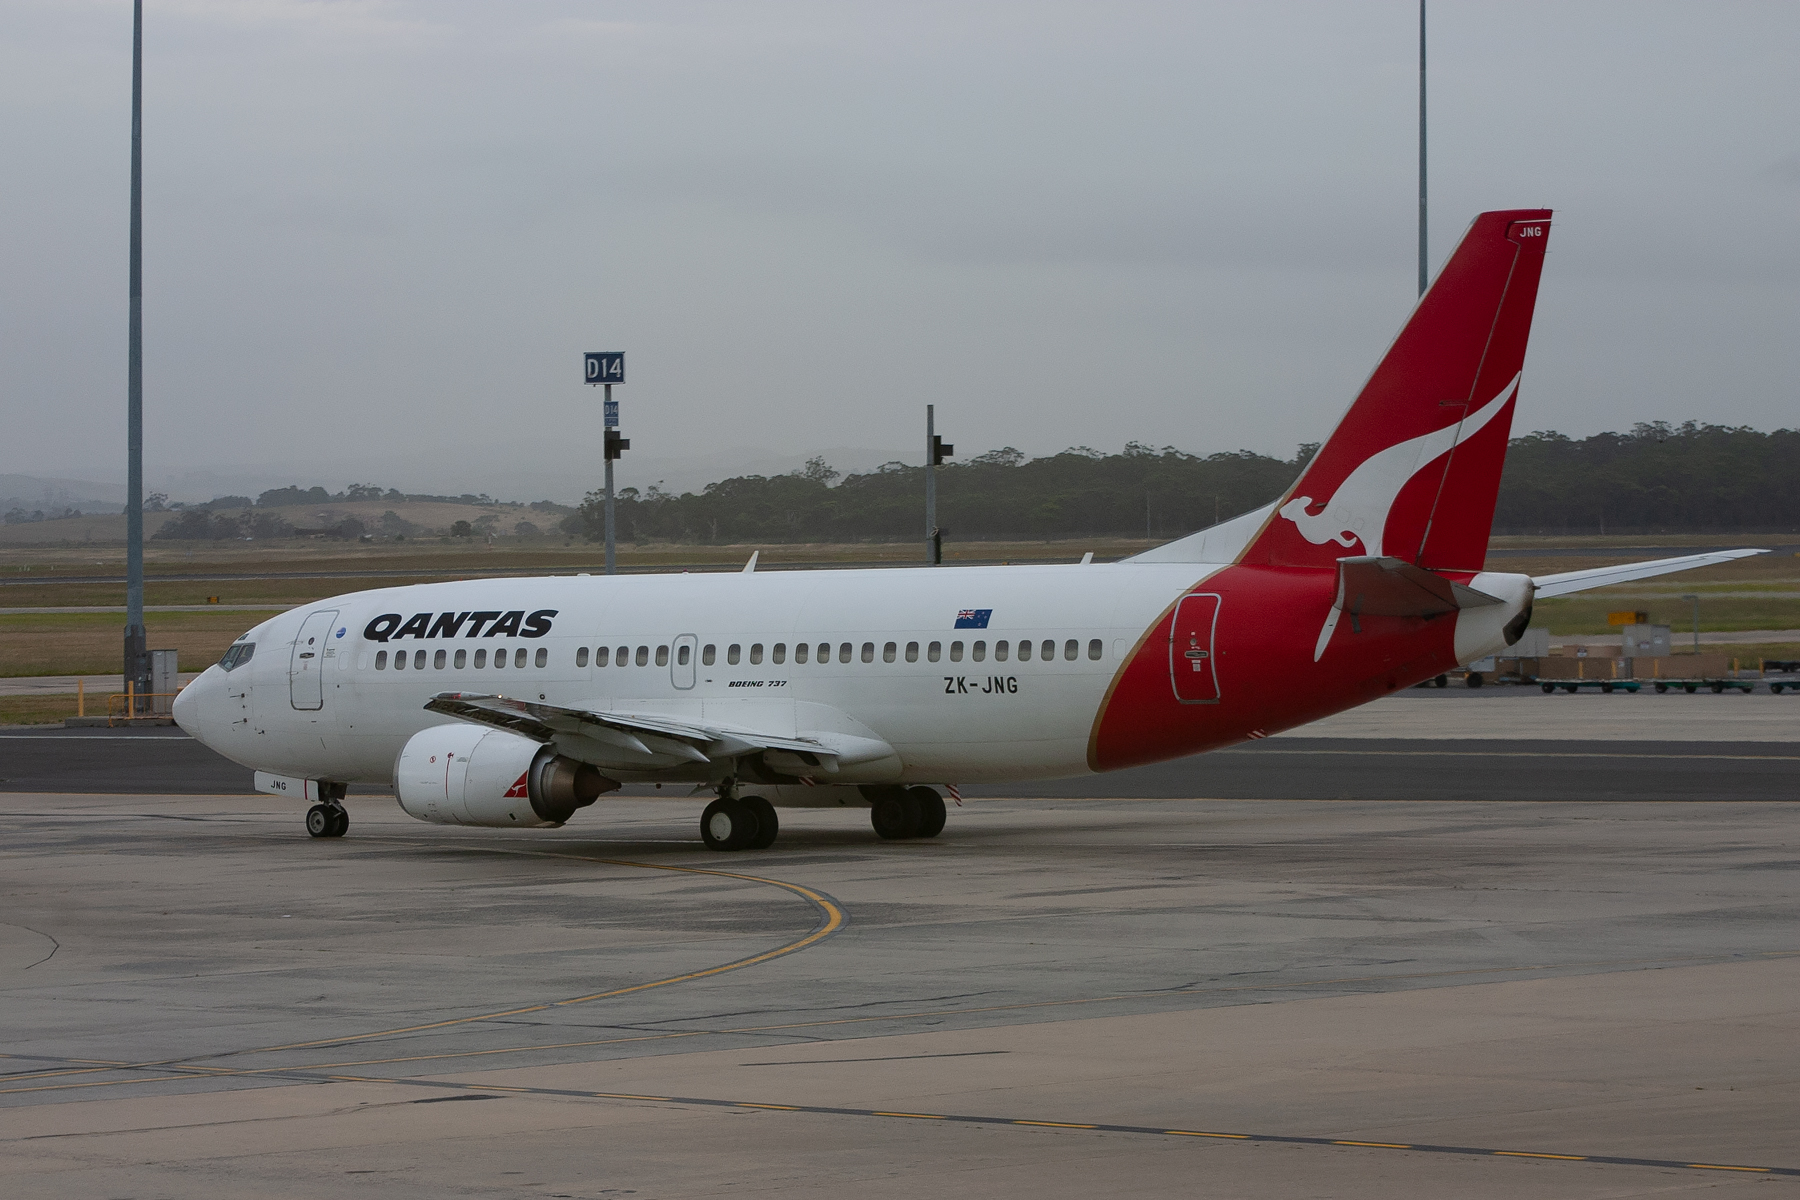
xmin=124 ymin=0 xmax=149 ymax=713
xmin=1417 ymin=0 xmax=1428 ymax=297
xmin=585 ymin=353 xmax=627 ymax=574
xmin=1680 ymin=593 xmax=1700 ymax=653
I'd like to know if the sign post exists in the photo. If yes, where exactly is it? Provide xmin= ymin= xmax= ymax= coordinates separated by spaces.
xmin=585 ymin=353 xmax=627 ymax=575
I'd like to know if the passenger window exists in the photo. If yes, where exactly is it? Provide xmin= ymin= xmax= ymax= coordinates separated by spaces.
xmin=905 ymin=641 xmax=919 ymax=662
xmin=819 ymin=643 xmax=832 ymax=663
xmin=1018 ymin=639 xmax=1032 ymax=661
xmin=772 ymin=643 xmax=785 ymax=664
xmin=616 ymin=645 xmax=628 ymax=666
xmin=728 ymin=644 xmax=741 ymax=664
xmin=515 ymin=648 xmax=528 ymax=668
xmin=839 ymin=643 xmax=852 ymax=663
xmin=1064 ymin=639 xmax=1078 ymax=661
xmin=575 ymin=647 xmax=588 ymax=667
xmin=474 ymin=648 xmax=487 ymax=668
xmin=750 ymin=643 xmax=764 ymax=665
xmin=883 ymin=642 xmax=897 ymax=663
xmin=995 ymin=640 xmax=1009 ymax=661
xmin=454 ymin=649 xmax=467 ymax=668
xmin=950 ymin=641 xmax=964 ymax=662
xmin=636 ymin=646 xmax=649 ymax=666
xmin=375 ymin=650 xmax=388 ymax=669
xmin=414 ymin=650 xmax=427 ymax=669
xmin=861 ymin=642 xmax=874 ymax=663
xmin=1088 ymin=638 xmax=1103 ymax=660
xmin=795 ymin=643 xmax=809 ymax=664
xmin=972 ymin=641 xmax=986 ymax=662
xmin=536 ymin=647 xmax=548 ymax=668
xmin=678 ymin=645 xmax=691 ymax=666
xmin=1041 ymin=639 xmax=1055 ymax=661
xmin=928 ymin=641 xmax=942 ymax=662
xmin=394 ymin=651 xmax=405 ymax=670
xmin=702 ymin=644 xmax=716 ymax=666
xmin=596 ymin=646 xmax=610 ymax=667
xmin=656 ymin=645 xmax=670 ymax=667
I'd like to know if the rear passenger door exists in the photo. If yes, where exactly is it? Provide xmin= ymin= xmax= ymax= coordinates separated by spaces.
xmin=1170 ymin=594 xmax=1220 ymax=704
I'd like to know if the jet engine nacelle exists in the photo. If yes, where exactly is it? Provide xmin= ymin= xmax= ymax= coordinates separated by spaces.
xmin=395 ymin=723 xmax=617 ymax=828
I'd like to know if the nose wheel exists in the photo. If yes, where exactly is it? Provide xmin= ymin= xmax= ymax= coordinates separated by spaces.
xmin=305 ymin=803 xmax=349 ymax=838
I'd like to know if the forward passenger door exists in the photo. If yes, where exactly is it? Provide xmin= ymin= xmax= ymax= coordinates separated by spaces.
xmin=289 ymin=609 xmax=340 ymax=711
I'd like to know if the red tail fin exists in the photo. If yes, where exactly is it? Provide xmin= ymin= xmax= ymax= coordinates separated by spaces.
xmin=1241 ymin=209 xmax=1552 ymax=571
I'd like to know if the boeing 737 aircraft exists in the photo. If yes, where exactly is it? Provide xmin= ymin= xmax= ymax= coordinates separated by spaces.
xmin=173 ymin=210 xmax=1762 ymax=849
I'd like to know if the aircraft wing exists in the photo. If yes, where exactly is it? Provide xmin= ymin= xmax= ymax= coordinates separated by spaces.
xmin=423 ymin=692 xmax=890 ymax=777
xmin=1530 ymin=549 xmax=1767 ymax=599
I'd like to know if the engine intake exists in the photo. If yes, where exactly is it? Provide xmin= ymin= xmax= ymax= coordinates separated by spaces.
xmin=395 ymin=723 xmax=618 ymax=828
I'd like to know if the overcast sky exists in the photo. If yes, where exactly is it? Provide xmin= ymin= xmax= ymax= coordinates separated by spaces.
xmin=2 ymin=1 xmax=1795 ymax=502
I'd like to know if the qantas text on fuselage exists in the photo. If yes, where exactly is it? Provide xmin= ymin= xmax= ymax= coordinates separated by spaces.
xmin=173 ymin=210 xmax=1764 ymax=851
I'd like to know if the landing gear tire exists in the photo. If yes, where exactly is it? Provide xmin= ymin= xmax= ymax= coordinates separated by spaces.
xmin=1434 ymin=674 xmax=1449 ymax=688
xmin=871 ymin=791 xmax=921 ymax=840
xmin=306 ymin=803 xmax=347 ymax=839
xmin=1466 ymin=672 xmax=1485 ymax=688
xmin=908 ymin=787 xmax=947 ymax=839
xmin=701 ymin=798 xmax=758 ymax=851
xmin=741 ymin=796 xmax=779 ymax=849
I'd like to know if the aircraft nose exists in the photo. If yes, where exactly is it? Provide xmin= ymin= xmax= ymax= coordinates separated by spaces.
xmin=172 ymin=670 xmax=215 ymax=743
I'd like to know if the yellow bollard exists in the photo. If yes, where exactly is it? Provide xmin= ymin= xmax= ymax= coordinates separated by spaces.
xmin=77 ymin=678 xmax=84 ymax=717
xmin=126 ymin=679 xmax=134 ymax=720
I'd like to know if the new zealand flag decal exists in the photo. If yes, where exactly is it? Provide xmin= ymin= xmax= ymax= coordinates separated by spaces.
xmin=954 ymin=608 xmax=992 ymax=629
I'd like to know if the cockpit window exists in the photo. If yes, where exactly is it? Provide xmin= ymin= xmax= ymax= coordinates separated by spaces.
xmin=219 ymin=642 xmax=256 ymax=672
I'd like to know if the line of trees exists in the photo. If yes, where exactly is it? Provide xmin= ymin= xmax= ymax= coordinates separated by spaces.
xmin=559 ymin=422 xmax=1798 ymax=545
xmin=1494 ymin=422 xmax=1800 ymax=534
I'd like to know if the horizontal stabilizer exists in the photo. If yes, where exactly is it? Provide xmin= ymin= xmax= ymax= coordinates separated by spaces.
xmin=1312 ymin=556 xmax=1500 ymax=662
xmin=1336 ymin=555 xmax=1503 ymax=618
xmin=1531 ymin=549 xmax=1766 ymax=599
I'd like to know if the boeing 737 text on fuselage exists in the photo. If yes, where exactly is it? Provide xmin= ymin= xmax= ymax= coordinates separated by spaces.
xmin=174 ymin=211 xmax=1763 ymax=849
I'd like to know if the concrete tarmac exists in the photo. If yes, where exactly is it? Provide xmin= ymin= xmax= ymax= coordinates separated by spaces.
xmin=3 ymin=770 xmax=1798 ymax=1194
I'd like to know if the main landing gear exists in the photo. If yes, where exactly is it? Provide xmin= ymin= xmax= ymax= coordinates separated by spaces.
xmin=701 ymin=794 xmax=778 ymax=852
xmin=870 ymin=786 xmax=947 ymax=841
xmin=305 ymin=802 xmax=348 ymax=839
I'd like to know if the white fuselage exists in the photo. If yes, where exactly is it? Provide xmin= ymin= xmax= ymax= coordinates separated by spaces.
xmin=176 ymin=561 xmax=1217 ymax=790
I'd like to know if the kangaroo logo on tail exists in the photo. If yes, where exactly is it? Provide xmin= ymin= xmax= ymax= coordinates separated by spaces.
xmin=1279 ymin=375 xmax=1519 ymax=558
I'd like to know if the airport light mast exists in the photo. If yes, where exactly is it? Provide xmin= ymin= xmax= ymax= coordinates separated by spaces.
xmin=585 ymin=352 xmax=627 ymax=575
xmin=1418 ymin=0 xmax=1428 ymax=297
xmin=925 ymin=405 xmax=953 ymax=565
xmin=124 ymin=0 xmax=149 ymax=712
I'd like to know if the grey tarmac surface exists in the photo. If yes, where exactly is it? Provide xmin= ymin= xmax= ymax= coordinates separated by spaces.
xmin=3 ymin=738 xmax=1799 ymax=1195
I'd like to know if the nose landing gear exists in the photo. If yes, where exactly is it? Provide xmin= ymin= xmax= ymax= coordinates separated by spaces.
xmin=305 ymin=802 xmax=348 ymax=838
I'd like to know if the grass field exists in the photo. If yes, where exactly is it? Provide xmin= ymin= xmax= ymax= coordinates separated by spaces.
xmin=0 ymin=611 xmax=255 ymax=678
xmin=0 ymin=694 xmax=82 ymax=725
